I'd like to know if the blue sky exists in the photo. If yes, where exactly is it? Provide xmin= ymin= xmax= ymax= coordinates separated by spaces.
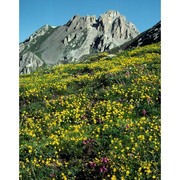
xmin=20 ymin=0 xmax=160 ymax=42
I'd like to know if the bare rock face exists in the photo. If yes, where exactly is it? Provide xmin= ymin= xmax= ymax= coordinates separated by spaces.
xmin=109 ymin=21 xmax=161 ymax=53
xmin=19 ymin=10 xmax=139 ymax=74
xmin=19 ymin=51 xmax=44 ymax=74
xmin=92 ymin=10 xmax=139 ymax=52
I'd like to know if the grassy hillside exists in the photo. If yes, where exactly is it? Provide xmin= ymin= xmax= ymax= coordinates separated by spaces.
xmin=19 ymin=43 xmax=161 ymax=180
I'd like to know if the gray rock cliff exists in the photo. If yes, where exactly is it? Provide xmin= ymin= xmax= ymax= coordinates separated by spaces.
xmin=109 ymin=21 xmax=161 ymax=53
xmin=19 ymin=10 xmax=139 ymax=74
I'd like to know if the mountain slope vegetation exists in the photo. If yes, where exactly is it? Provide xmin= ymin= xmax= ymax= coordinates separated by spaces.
xmin=20 ymin=43 xmax=161 ymax=179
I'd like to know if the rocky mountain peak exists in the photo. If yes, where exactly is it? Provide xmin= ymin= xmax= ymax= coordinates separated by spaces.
xmin=100 ymin=10 xmax=121 ymax=19
xmin=67 ymin=15 xmax=81 ymax=25
xmin=20 ymin=10 xmax=140 ymax=74
xmin=28 ymin=24 xmax=51 ymax=41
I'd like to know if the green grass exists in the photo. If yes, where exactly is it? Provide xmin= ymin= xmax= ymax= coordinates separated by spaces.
xmin=19 ymin=43 xmax=161 ymax=180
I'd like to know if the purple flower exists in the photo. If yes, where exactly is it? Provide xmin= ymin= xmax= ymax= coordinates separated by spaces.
xmin=147 ymin=97 xmax=151 ymax=104
xmin=101 ymin=157 xmax=109 ymax=163
xmin=82 ymin=115 xmax=87 ymax=120
xmin=82 ymin=138 xmax=94 ymax=145
xmin=82 ymin=140 xmax=89 ymax=144
xmin=100 ymin=166 xmax=107 ymax=173
xmin=142 ymin=109 xmax=147 ymax=116
xmin=89 ymin=161 xmax=96 ymax=168
xmin=126 ymin=125 xmax=129 ymax=129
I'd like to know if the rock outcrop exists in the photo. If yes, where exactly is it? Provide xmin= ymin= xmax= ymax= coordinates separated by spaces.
xmin=19 ymin=51 xmax=44 ymax=74
xmin=19 ymin=10 xmax=139 ymax=74
xmin=109 ymin=21 xmax=161 ymax=53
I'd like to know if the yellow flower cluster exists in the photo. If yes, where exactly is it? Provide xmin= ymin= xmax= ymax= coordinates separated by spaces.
xmin=20 ymin=43 xmax=160 ymax=179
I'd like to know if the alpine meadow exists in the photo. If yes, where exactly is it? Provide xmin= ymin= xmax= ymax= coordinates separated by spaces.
xmin=19 ymin=42 xmax=161 ymax=179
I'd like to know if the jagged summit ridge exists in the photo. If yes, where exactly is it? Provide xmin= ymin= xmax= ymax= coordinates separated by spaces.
xmin=19 ymin=10 xmax=139 ymax=74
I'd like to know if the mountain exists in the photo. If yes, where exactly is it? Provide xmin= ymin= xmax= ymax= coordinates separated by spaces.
xmin=109 ymin=21 xmax=161 ymax=53
xmin=19 ymin=10 xmax=139 ymax=74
